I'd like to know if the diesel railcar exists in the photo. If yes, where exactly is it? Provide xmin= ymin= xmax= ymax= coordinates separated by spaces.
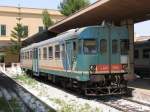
xmin=21 ymin=25 xmax=131 ymax=96
xmin=134 ymin=40 xmax=150 ymax=78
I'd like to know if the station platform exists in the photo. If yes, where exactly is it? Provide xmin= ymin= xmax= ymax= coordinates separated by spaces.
xmin=128 ymin=78 xmax=150 ymax=91
xmin=128 ymin=78 xmax=150 ymax=104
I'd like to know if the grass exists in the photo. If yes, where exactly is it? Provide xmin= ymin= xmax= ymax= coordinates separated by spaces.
xmin=14 ymin=75 xmax=37 ymax=87
xmin=0 ymin=97 xmax=11 ymax=112
xmin=9 ymin=98 xmax=22 ymax=112
xmin=0 ymin=97 xmax=22 ymax=112
xmin=51 ymin=98 xmax=101 ymax=112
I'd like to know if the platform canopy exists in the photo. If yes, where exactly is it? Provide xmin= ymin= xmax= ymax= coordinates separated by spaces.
xmin=23 ymin=0 xmax=150 ymax=45
xmin=49 ymin=0 xmax=150 ymax=33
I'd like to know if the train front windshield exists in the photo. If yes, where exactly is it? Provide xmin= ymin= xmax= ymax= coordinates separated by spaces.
xmin=120 ymin=39 xmax=129 ymax=55
xmin=83 ymin=39 xmax=97 ymax=54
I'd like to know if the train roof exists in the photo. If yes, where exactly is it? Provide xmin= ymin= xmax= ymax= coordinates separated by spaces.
xmin=135 ymin=39 xmax=150 ymax=48
xmin=21 ymin=25 xmax=127 ymax=51
xmin=21 ymin=26 xmax=99 ymax=51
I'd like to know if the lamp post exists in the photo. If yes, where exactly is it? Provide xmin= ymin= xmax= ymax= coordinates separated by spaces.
xmin=16 ymin=4 xmax=22 ymax=23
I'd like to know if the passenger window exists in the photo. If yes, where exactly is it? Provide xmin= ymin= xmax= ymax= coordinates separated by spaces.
xmin=83 ymin=39 xmax=96 ymax=54
xmin=120 ymin=39 xmax=129 ymax=55
xmin=73 ymin=41 xmax=77 ymax=51
xmin=24 ymin=52 xmax=26 ymax=59
xmin=112 ymin=39 xmax=118 ymax=54
xmin=27 ymin=51 xmax=29 ymax=59
xmin=26 ymin=52 xmax=27 ymax=59
xmin=43 ymin=47 xmax=47 ymax=60
xmin=73 ymin=41 xmax=77 ymax=56
xmin=55 ymin=45 xmax=60 ymax=59
xmin=48 ymin=46 xmax=53 ymax=59
xmin=78 ymin=40 xmax=82 ymax=54
xmin=61 ymin=44 xmax=65 ymax=59
xmin=39 ymin=49 xmax=41 ymax=59
xmin=143 ymin=49 xmax=150 ymax=58
xmin=30 ymin=51 xmax=32 ymax=59
xmin=134 ymin=50 xmax=139 ymax=59
xmin=100 ymin=39 xmax=107 ymax=53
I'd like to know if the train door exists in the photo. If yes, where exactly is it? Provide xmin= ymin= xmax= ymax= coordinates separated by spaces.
xmin=66 ymin=39 xmax=77 ymax=71
xmin=99 ymin=36 xmax=110 ymax=73
xmin=110 ymin=28 xmax=120 ymax=73
xmin=32 ymin=48 xmax=39 ymax=76
xmin=61 ymin=44 xmax=67 ymax=71
xmin=99 ymin=26 xmax=116 ymax=74
xmin=66 ymin=41 xmax=72 ymax=71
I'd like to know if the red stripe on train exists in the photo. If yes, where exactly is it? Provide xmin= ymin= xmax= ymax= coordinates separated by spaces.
xmin=96 ymin=64 xmax=123 ymax=71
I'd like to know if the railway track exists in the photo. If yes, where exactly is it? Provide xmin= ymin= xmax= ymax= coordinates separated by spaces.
xmin=4 ymin=71 xmax=149 ymax=112
xmin=0 ymin=72 xmax=56 ymax=112
xmin=0 ymin=86 xmax=29 ymax=112
xmin=97 ymin=97 xmax=150 ymax=112
xmin=33 ymin=75 xmax=150 ymax=112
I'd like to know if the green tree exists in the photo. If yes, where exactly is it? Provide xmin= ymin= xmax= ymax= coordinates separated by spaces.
xmin=59 ymin=0 xmax=90 ymax=16
xmin=11 ymin=23 xmax=28 ymax=48
xmin=10 ymin=23 xmax=28 ymax=61
xmin=42 ymin=9 xmax=53 ymax=30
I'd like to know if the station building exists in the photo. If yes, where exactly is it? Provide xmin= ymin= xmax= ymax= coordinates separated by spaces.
xmin=0 ymin=6 xmax=64 ymax=65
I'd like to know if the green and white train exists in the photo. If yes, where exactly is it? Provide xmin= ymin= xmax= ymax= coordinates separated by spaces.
xmin=21 ymin=25 xmax=132 ymax=96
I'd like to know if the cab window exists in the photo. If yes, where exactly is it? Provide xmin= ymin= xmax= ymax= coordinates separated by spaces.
xmin=143 ymin=49 xmax=150 ymax=58
xmin=120 ymin=39 xmax=129 ymax=55
xmin=112 ymin=39 xmax=118 ymax=54
xmin=134 ymin=49 xmax=139 ymax=59
xmin=100 ymin=39 xmax=107 ymax=53
xmin=83 ymin=39 xmax=96 ymax=54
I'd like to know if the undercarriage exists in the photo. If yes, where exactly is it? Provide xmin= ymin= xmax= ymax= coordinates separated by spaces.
xmin=82 ymin=74 xmax=127 ymax=96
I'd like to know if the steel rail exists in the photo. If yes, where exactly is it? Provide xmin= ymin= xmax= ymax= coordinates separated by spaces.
xmin=97 ymin=97 xmax=150 ymax=112
xmin=0 ymin=87 xmax=14 ymax=112
xmin=1 ymin=72 xmax=56 ymax=112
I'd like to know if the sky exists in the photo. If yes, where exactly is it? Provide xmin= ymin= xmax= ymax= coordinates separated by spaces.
xmin=0 ymin=0 xmax=150 ymax=36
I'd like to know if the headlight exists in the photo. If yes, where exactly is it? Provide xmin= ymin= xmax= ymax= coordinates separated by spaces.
xmin=89 ymin=65 xmax=96 ymax=73
xmin=122 ymin=64 xmax=128 ymax=71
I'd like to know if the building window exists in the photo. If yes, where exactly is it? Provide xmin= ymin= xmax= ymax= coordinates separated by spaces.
xmin=55 ymin=45 xmax=60 ymax=59
xmin=112 ymin=39 xmax=118 ymax=54
xmin=134 ymin=50 xmax=139 ymax=59
xmin=0 ymin=25 xmax=6 ymax=36
xmin=0 ymin=55 xmax=4 ymax=63
xmin=43 ymin=47 xmax=47 ymax=59
xmin=100 ymin=39 xmax=107 ymax=53
xmin=48 ymin=46 xmax=53 ymax=59
xmin=24 ymin=26 xmax=28 ymax=37
xmin=39 ymin=26 xmax=44 ymax=32
xmin=143 ymin=49 xmax=150 ymax=58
